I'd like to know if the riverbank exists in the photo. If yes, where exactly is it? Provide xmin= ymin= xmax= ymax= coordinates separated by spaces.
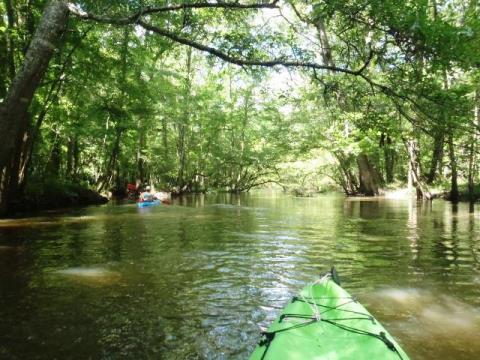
xmin=9 ymin=181 xmax=108 ymax=215
xmin=288 ymin=181 xmax=480 ymax=203
xmin=383 ymin=183 xmax=480 ymax=202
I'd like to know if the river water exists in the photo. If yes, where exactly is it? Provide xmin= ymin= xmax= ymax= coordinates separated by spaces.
xmin=0 ymin=192 xmax=479 ymax=359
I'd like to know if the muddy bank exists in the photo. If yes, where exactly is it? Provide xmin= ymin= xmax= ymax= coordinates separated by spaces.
xmin=9 ymin=186 xmax=108 ymax=215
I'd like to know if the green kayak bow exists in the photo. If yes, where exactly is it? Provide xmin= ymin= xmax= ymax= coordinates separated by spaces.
xmin=250 ymin=268 xmax=410 ymax=360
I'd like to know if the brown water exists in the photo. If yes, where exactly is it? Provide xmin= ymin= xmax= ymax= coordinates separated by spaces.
xmin=0 ymin=192 xmax=479 ymax=359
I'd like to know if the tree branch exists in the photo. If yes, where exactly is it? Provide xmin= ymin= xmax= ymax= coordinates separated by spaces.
xmin=138 ymin=21 xmax=364 ymax=76
xmin=68 ymin=1 xmax=373 ymax=77
xmin=68 ymin=1 xmax=280 ymax=25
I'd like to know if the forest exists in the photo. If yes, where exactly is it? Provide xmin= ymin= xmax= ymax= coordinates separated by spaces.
xmin=1 ymin=0 xmax=480 ymax=215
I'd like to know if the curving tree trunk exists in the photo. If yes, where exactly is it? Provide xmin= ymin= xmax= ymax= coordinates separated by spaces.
xmin=0 ymin=0 xmax=69 ymax=215
xmin=333 ymin=151 xmax=359 ymax=195
xmin=405 ymin=138 xmax=431 ymax=200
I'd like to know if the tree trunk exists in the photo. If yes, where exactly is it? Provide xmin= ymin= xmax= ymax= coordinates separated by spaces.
xmin=177 ymin=124 xmax=187 ymax=188
xmin=448 ymin=133 xmax=459 ymax=202
xmin=357 ymin=153 xmax=380 ymax=196
xmin=97 ymin=27 xmax=130 ymax=192
xmin=98 ymin=127 xmax=123 ymax=192
xmin=383 ymin=134 xmax=395 ymax=183
xmin=66 ymin=137 xmax=74 ymax=178
xmin=162 ymin=115 xmax=169 ymax=163
xmin=426 ymin=131 xmax=444 ymax=184
xmin=0 ymin=0 xmax=69 ymax=215
xmin=4 ymin=0 xmax=17 ymax=80
xmin=66 ymin=135 xmax=79 ymax=178
xmin=333 ymin=151 xmax=359 ymax=195
xmin=407 ymin=149 xmax=414 ymax=192
xmin=176 ymin=47 xmax=192 ymax=190
xmin=467 ymin=89 xmax=479 ymax=201
xmin=405 ymin=138 xmax=431 ymax=199
xmin=314 ymin=17 xmax=334 ymax=68
xmin=46 ymin=136 xmax=62 ymax=177
xmin=441 ymin=70 xmax=459 ymax=203
xmin=137 ymin=124 xmax=147 ymax=183
xmin=467 ymin=139 xmax=475 ymax=200
xmin=19 ymin=27 xmax=90 ymax=189
xmin=0 ymin=14 xmax=8 ymax=99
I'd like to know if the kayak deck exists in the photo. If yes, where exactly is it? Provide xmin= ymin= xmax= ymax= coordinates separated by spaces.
xmin=250 ymin=273 xmax=409 ymax=360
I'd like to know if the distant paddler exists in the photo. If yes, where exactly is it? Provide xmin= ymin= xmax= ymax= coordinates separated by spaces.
xmin=138 ymin=186 xmax=171 ymax=204
xmin=139 ymin=186 xmax=155 ymax=202
xmin=126 ymin=182 xmax=139 ymax=200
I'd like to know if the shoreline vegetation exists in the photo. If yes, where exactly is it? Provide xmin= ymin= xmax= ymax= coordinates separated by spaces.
xmin=282 ymin=184 xmax=477 ymax=202
xmin=6 ymin=146 xmax=480 ymax=217
xmin=11 ymin=181 xmax=108 ymax=215
xmin=1 ymin=2 xmax=480 ymax=216
xmin=9 ymin=179 xmax=478 ymax=218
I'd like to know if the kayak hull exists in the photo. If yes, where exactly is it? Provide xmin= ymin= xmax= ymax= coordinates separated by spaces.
xmin=137 ymin=200 xmax=160 ymax=208
xmin=250 ymin=274 xmax=409 ymax=360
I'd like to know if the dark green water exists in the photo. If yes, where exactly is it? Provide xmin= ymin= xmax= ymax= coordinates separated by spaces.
xmin=1 ymin=192 xmax=479 ymax=359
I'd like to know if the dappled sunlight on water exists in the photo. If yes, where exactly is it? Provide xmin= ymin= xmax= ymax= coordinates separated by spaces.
xmin=365 ymin=288 xmax=480 ymax=359
xmin=1 ymin=192 xmax=480 ymax=359
xmin=52 ymin=267 xmax=122 ymax=286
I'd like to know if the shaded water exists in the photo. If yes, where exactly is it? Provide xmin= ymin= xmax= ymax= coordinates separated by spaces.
xmin=1 ymin=192 xmax=479 ymax=359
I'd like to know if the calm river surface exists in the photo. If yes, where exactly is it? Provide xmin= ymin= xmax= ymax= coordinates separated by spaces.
xmin=1 ymin=192 xmax=480 ymax=359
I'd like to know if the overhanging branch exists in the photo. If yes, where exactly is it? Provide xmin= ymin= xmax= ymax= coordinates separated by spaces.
xmin=68 ymin=1 xmax=371 ymax=76
xmin=68 ymin=1 xmax=414 ymax=116
xmin=68 ymin=1 xmax=280 ymax=25
xmin=138 ymin=21 xmax=364 ymax=76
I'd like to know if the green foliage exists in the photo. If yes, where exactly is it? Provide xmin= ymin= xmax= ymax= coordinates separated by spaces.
xmin=2 ymin=0 xmax=480 ymax=203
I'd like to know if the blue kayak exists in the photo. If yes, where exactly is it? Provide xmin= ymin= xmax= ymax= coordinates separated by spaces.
xmin=137 ymin=200 xmax=160 ymax=208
